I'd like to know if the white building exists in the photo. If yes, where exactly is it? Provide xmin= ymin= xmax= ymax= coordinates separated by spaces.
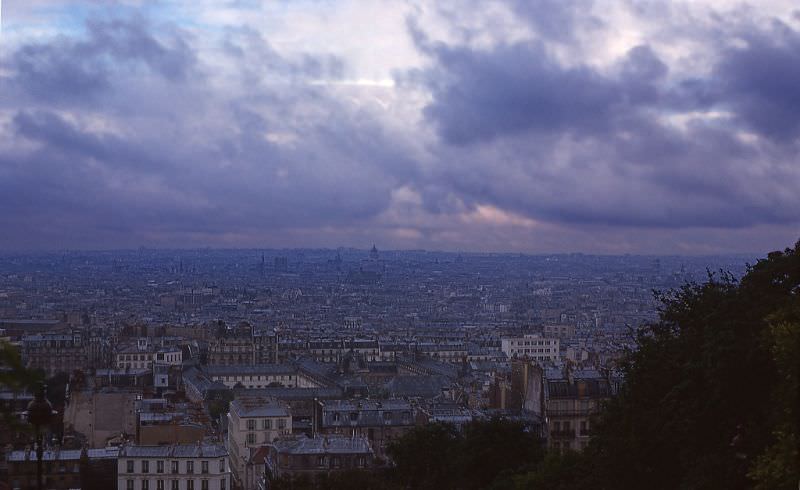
xmin=116 ymin=338 xmax=182 ymax=370
xmin=204 ymin=365 xmax=321 ymax=390
xmin=117 ymin=444 xmax=230 ymax=490
xmin=501 ymin=334 xmax=560 ymax=362
xmin=226 ymin=396 xmax=292 ymax=490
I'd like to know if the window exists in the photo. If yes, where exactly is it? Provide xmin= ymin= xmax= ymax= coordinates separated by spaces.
xmin=187 ymin=481 xmax=194 ymax=490
xmin=333 ymin=412 xmax=340 ymax=422
xmin=142 ymin=480 xmax=149 ymax=490
xmin=171 ymin=461 xmax=178 ymax=474
xmin=219 ymin=459 xmax=225 ymax=473
xmin=142 ymin=461 xmax=149 ymax=473
xmin=246 ymin=433 xmax=256 ymax=444
xmin=246 ymin=419 xmax=256 ymax=430
xmin=262 ymin=419 xmax=271 ymax=430
xmin=201 ymin=480 xmax=209 ymax=490
xmin=278 ymin=418 xmax=286 ymax=429
xmin=349 ymin=412 xmax=359 ymax=422
xmin=201 ymin=461 xmax=209 ymax=474
xmin=157 ymin=480 xmax=164 ymax=490
xmin=383 ymin=411 xmax=393 ymax=422
xmin=317 ymin=456 xmax=326 ymax=467
xmin=127 ymin=460 xmax=134 ymax=473
xmin=220 ymin=478 xmax=226 ymax=490
xmin=186 ymin=461 xmax=194 ymax=474
xmin=127 ymin=480 xmax=134 ymax=490
xmin=358 ymin=457 xmax=365 ymax=468
xmin=157 ymin=461 xmax=164 ymax=473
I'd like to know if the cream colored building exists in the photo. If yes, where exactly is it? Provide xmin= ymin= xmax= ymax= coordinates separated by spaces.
xmin=226 ymin=396 xmax=291 ymax=490
xmin=204 ymin=365 xmax=321 ymax=389
xmin=116 ymin=338 xmax=182 ymax=370
xmin=117 ymin=444 xmax=230 ymax=490
xmin=501 ymin=334 xmax=560 ymax=362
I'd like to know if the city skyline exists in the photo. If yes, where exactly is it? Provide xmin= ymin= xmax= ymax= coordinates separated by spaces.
xmin=2 ymin=1 xmax=800 ymax=254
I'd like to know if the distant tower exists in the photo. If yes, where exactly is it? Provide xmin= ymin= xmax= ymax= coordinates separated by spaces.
xmin=260 ymin=252 xmax=266 ymax=277
xmin=370 ymin=244 xmax=379 ymax=260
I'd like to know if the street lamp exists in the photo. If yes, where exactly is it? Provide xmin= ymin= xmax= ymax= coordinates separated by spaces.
xmin=26 ymin=382 xmax=56 ymax=490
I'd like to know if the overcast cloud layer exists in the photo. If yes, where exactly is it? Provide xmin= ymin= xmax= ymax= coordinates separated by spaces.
xmin=1 ymin=0 xmax=799 ymax=254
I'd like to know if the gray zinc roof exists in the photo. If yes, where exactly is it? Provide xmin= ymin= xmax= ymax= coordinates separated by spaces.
xmin=118 ymin=444 xmax=227 ymax=458
xmin=271 ymin=435 xmax=373 ymax=455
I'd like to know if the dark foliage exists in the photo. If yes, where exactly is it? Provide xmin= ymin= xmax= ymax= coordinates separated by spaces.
xmin=501 ymin=241 xmax=800 ymax=489
xmin=386 ymin=418 xmax=544 ymax=490
xmin=0 ymin=340 xmax=45 ymax=433
xmin=270 ymin=469 xmax=400 ymax=490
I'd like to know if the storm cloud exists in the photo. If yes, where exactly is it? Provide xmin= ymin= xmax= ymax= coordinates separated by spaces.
xmin=0 ymin=0 xmax=798 ymax=253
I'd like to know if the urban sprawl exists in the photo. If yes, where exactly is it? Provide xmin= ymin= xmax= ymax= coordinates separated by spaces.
xmin=0 ymin=248 xmax=749 ymax=489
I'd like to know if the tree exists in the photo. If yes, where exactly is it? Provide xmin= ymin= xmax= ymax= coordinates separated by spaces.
xmin=0 ymin=340 xmax=44 ymax=433
xmin=747 ymin=316 xmax=799 ymax=489
xmin=457 ymin=418 xmax=544 ymax=490
xmin=387 ymin=423 xmax=461 ymax=490
xmin=498 ymin=241 xmax=800 ymax=489
xmin=387 ymin=419 xmax=546 ymax=490
xmin=571 ymin=242 xmax=799 ymax=489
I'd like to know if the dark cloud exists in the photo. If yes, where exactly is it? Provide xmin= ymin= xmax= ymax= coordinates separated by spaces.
xmin=1 ymin=3 xmax=799 ymax=252
xmin=220 ymin=26 xmax=345 ymax=83
xmin=407 ymin=9 xmax=800 ymax=231
xmin=7 ymin=15 xmax=197 ymax=104
xmin=417 ymin=41 xmax=623 ymax=144
xmin=713 ymin=23 xmax=800 ymax=140
xmin=507 ymin=0 xmax=602 ymax=43
xmin=0 ymin=13 xmax=419 ymax=250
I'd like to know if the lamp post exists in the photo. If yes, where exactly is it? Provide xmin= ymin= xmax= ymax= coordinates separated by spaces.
xmin=26 ymin=382 xmax=56 ymax=490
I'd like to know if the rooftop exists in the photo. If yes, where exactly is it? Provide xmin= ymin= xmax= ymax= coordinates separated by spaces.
xmin=8 ymin=447 xmax=119 ymax=462
xmin=229 ymin=396 xmax=290 ymax=418
xmin=270 ymin=435 xmax=373 ymax=455
xmin=118 ymin=444 xmax=227 ymax=459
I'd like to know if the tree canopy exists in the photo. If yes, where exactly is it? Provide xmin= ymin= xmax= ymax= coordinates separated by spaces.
xmin=502 ymin=241 xmax=800 ymax=489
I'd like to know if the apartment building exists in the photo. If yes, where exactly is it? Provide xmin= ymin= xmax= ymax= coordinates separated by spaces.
xmin=500 ymin=334 xmax=560 ymax=362
xmin=226 ymin=396 xmax=291 ymax=489
xmin=117 ymin=444 xmax=230 ymax=490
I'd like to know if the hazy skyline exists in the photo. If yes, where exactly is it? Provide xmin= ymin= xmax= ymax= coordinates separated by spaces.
xmin=1 ymin=0 xmax=799 ymax=254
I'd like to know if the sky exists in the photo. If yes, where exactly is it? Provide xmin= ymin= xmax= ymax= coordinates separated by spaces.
xmin=1 ymin=0 xmax=799 ymax=254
